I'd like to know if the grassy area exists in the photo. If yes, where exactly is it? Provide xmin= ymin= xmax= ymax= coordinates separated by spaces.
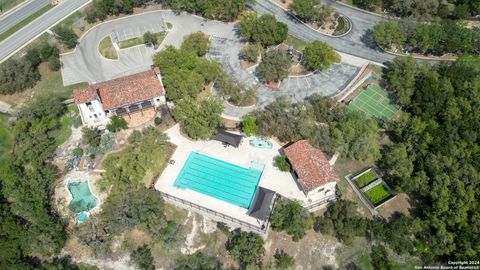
xmin=334 ymin=16 xmax=350 ymax=35
xmin=99 ymin=36 xmax=118 ymax=60
xmin=56 ymin=10 xmax=82 ymax=28
xmin=53 ymin=107 xmax=74 ymax=147
xmin=0 ymin=0 xmax=25 ymax=13
xmin=284 ymin=35 xmax=308 ymax=51
xmin=355 ymin=171 xmax=378 ymax=188
xmin=0 ymin=113 xmax=13 ymax=167
xmin=0 ymin=4 xmax=54 ymax=42
xmin=0 ymin=63 xmax=88 ymax=107
xmin=166 ymin=22 xmax=173 ymax=29
xmin=118 ymin=32 xmax=166 ymax=49
xmin=364 ymin=184 xmax=391 ymax=206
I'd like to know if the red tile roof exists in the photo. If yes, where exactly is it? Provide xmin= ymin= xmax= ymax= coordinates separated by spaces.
xmin=73 ymin=87 xmax=97 ymax=104
xmin=284 ymin=140 xmax=338 ymax=193
xmin=73 ymin=70 xmax=164 ymax=110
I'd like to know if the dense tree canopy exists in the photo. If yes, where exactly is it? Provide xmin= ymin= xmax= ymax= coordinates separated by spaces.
xmin=172 ymin=98 xmax=223 ymax=140
xmin=350 ymin=0 xmax=479 ymax=19
xmin=255 ymin=51 xmax=290 ymax=83
xmin=381 ymin=56 xmax=480 ymax=260
xmin=314 ymin=200 xmax=366 ymax=245
xmin=254 ymin=95 xmax=379 ymax=160
xmin=101 ymin=127 xmax=173 ymax=191
xmin=226 ymin=229 xmax=265 ymax=268
xmin=238 ymin=13 xmax=288 ymax=47
xmin=270 ymin=199 xmax=313 ymax=241
xmin=290 ymin=0 xmax=334 ymax=23
xmin=372 ymin=20 xmax=480 ymax=55
xmin=86 ymin=0 xmax=253 ymax=22
xmin=181 ymin=32 xmax=211 ymax=57
xmin=153 ymin=45 xmax=222 ymax=101
xmin=0 ymin=95 xmax=69 ymax=267
xmin=239 ymin=43 xmax=262 ymax=63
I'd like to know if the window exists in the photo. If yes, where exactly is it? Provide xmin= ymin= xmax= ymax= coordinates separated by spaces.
xmin=94 ymin=114 xmax=98 ymax=119
xmin=86 ymin=101 xmax=94 ymax=112
xmin=156 ymin=98 xmax=160 ymax=101
xmin=318 ymin=188 xmax=325 ymax=193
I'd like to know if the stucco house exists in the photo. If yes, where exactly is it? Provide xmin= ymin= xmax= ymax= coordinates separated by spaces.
xmin=284 ymin=140 xmax=338 ymax=208
xmin=73 ymin=68 xmax=165 ymax=127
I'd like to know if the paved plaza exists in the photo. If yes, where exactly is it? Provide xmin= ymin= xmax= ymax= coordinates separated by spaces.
xmin=155 ymin=125 xmax=314 ymax=231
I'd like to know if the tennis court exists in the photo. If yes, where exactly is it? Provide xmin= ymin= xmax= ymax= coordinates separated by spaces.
xmin=349 ymin=84 xmax=399 ymax=120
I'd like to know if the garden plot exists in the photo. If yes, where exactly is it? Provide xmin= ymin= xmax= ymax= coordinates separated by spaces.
xmin=347 ymin=168 xmax=396 ymax=209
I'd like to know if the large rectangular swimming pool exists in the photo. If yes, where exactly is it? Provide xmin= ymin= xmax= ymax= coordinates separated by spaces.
xmin=174 ymin=152 xmax=264 ymax=209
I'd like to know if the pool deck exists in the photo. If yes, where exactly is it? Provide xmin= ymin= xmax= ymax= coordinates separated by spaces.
xmin=154 ymin=124 xmax=310 ymax=232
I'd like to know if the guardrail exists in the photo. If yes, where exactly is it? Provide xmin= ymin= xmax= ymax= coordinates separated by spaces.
xmin=304 ymin=195 xmax=337 ymax=211
xmin=158 ymin=191 xmax=268 ymax=235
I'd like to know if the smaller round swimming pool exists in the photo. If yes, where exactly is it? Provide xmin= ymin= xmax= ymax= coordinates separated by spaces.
xmin=77 ymin=212 xmax=88 ymax=223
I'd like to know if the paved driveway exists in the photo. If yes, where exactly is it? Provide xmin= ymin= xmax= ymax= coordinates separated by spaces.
xmin=207 ymin=37 xmax=360 ymax=118
xmin=61 ymin=10 xmax=236 ymax=85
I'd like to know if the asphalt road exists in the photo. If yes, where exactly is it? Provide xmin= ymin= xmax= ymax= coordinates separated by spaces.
xmin=252 ymin=0 xmax=394 ymax=64
xmin=0 ymin=0 xmax=51 ymax=35
xmin=0 ymin=0 xmax=89 ymax=63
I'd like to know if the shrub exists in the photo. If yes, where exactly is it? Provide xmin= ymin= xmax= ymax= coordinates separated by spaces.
xmin=106 ymin=115 xmax=128 ymax=132
xmin=240 ymin=43 xmax=262 ymax=63
xmin=82 ymin=127 xmax=101 ymax=147
xmin=130 ymin=245 xmax=155 ymax=270
xmin=53 ymin=26 xmax=78 ymax=49
xmin=242 ymin=114 xmax=258 ymax=136
xmin=175 ymin=252 xmax=222 ymax=270
xmin=270 ymin=199 xmax=313 ymax=241
xmin=274 ymin=249 xmax=295 ymax=270
xmin=72 ymin=147 xmax=84 ymax=158
xmin=274 ymin=155 xmax=291 ymax=172
xmin=143 ymin=31 xmax=158 ymax=47
xmin=48 ymin=55 xmax=61 ymax=71
xmin=154 ymin=116 xmax=162 ymax=126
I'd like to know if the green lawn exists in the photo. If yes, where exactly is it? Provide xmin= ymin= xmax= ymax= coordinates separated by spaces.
xmin=0 ymin=4 xmax=54 ymax=42
xmin=52 ymin=105 xmax=77 ymax=147
xmin=364 ymin=183 xmax=392 ymax=206
xmin=99 ymin=36 xmax=118 ymax=60
xmin=0 ymin=113 xmax=13 ymax=167
xmin=355 ymin=171 xmax=378 ymax=188
xmin=118 ymin=32 xmax=166 ymax=49
xmin=56 ymin=10 xmax=82 ymax=28
xmin=284 ymin=35 xmax=308 ymax=51
xmin=36 ymin=63 xmax=88 ymax=100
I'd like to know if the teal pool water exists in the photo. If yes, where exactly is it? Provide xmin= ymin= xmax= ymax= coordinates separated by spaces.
xmin=77 ymin=212 xmax=89 ymax=223
xmin=174 ymin=152 xmax=264 ymax=209
xmin=68 ymin=181 xmax=97 ymax=213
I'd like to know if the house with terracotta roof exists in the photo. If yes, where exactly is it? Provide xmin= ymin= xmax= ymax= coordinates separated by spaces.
xmin=284 ymin=140 xmax=338 ymax=207
xmin=73 ymin=68 xmax=165 ymax=126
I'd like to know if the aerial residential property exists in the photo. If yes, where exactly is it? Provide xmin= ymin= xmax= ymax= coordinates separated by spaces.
xmin=73 ymin=68 xmax=165 ymax=127
xmin=0 ymin=0 xmax=478 ymax=269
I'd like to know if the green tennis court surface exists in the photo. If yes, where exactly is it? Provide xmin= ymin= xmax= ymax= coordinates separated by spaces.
xmin=349 ymin=84 xmax=399 ymax=120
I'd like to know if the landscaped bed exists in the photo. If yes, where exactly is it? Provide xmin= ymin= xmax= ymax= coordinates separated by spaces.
xmin=99 ymin=36 xmax=118 ymax=60
xmin=355 ymin=171 xmax=377 ymax=188
xmin=118 ymin=32 xmax=166 ymax=49
xmin=364 ymin=183 xmax=392 ymax=206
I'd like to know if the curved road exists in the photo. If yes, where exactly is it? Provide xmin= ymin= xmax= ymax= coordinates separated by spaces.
xmin=252 ymin=0 xmax=393 ymax=64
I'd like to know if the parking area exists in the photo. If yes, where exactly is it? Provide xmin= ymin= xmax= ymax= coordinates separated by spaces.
xmin=110 ymin=21 xmax=165 ymax=43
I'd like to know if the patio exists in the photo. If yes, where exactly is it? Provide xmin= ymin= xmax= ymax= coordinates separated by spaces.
xmin=154 ymin=125 xmax=311 ymax=233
